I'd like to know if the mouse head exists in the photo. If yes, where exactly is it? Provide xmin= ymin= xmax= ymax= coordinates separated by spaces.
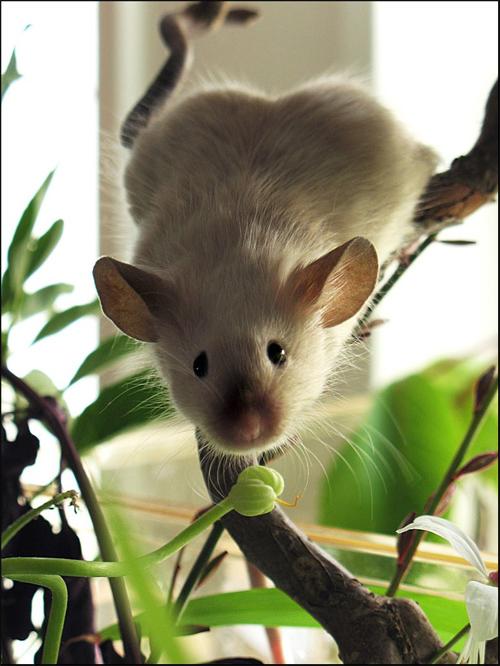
xmin=93 ymin=236 xmax=378 ymax=455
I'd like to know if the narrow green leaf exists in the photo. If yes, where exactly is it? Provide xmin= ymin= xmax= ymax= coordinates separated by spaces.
xmin=68 ymin=335 xmax=139 ymax=387
xmin=33 ymin=299 xmax=100 ymax=342
xmin=1 ymin=266 xmax=14 ymax=313
xmin=25 ymin=219 xmax=64 ymax=279
xmin=71 ymin=369 xmax=174 ymax=453
xmin=2 ymin=330 xmax=9 ymax=359
xmin=6 ymin=170 xmax=56 ymax=298
xmin=1 ymin=48 xmax=21 ymax=99
xmin=19 ymin=283 xmax=73 ymax=319
xmin=98 ymin=586 xmax=467 ymax=650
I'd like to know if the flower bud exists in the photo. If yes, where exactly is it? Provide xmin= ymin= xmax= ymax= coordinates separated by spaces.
xmin=237 ymin=466 xmax=284 ymax=497
xmin=227 ymin=466 xmax=284 ymax=517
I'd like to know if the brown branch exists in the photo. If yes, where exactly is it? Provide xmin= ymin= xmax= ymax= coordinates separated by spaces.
xmin=415 ymin=79 xmax=498 ymax=229
xmin=197 ymin=432 xmax=455 ymax=664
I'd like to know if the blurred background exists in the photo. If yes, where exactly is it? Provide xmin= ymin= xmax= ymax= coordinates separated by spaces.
xmin=2 ymin=2 xmax=498 ymax=663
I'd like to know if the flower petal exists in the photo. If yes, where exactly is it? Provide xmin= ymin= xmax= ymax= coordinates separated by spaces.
xmin=396 ymin=515 xmax=488 ymax=578
xmin=465 ymin=581 xmax=498 ymax=642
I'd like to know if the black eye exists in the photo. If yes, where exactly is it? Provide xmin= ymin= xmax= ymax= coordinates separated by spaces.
xmin=193 ymin=352 xmax=208 ymax=378
xmin=267 ymin=342 xmax=287 ymax=367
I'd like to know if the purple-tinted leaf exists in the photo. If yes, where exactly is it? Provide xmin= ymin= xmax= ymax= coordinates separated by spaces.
xmin=454 ymin=452 xmax=498 ymax=479
xmin=437 ymin=239 xmax=477 ymax=245
xmin=488 ymin=571 xmax=498 ymax=587
xmin=474 ymin=366 xmax=497 ymax=413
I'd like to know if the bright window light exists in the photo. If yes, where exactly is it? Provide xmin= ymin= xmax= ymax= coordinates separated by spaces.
xmin=371 ymin=1 xmax=498 ymax=387
xmin=2 ymin=1 xmax=99 ymax=415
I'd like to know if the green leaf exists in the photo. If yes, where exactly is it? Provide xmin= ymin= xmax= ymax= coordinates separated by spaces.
xmin=71 ymin=369 xmax=174 ymax=453
xmin=99 ymin=587 xmax=467 ymax=650
xmin=22 ymin=370 xmax=61 ymax=397
xmin=25 ymin=219 xmax=64 ymax=279
xmin=33 ymin=299 xmax=100 ymax=342
xmin=318 ymin=359 xmax=498 ymax=535
xmin=1 ymin=48 xmax=21 ymax=99
xmin=5 ymin=171 xmax=55 ymax=305
xmin=67 ymin=335 xmax=139 ymax=387
xmin=1 ymin=267 xmax=14 ymax=313
xmin=19 ymin=283 xmax=74 ymax=319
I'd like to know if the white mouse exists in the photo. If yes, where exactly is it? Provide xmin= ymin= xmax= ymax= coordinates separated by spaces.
xmin=93 ymin=4 xmax=437 ymax=458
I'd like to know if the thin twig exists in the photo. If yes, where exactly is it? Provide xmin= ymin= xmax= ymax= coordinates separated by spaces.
xmin=386 ymin=374 xmax=498 ymax=597
xmin=354 ymin=234 xmax=437 ymax=336
xmin=428 ymin=623 xmax=470 ymax=664
xmin=173 ymin=521 xmax=225 ymax=622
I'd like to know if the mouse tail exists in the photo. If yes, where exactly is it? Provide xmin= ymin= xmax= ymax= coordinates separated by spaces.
xmin=120 ymin=0 xmax=260 ymax=149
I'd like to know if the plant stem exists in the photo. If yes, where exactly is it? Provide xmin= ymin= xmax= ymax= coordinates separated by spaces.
xmin=1 ymin=489 xmax=78 ymax=550
xmin=386 ymin=375 xmax=498 ymax=597
xmin=8 ymin=574 xmax=67 ymax=665
xmin=1 ymin=365 xmax=142 ymax=664
xmin=355 ymin=233 xmax=437 ymax=335
xmin=173 ymin=521 xmax=225 ymax=622
xmin=3 ymin=499 xmax=233 ymax=578
xmin=429 ymin=623 xmax=470 ymax=664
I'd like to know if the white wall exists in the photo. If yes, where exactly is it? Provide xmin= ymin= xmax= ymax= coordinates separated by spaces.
xmin=371 ymin=1 xmax=498 ymax=386
xmin=2 ymin=1 xmax=99 ymax=414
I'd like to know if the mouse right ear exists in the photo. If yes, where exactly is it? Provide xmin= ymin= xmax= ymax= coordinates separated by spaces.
xmin=286 ymin=237 xmax=379 ymax=327
xmin=93 ymin=257 xmax=168 ymax=342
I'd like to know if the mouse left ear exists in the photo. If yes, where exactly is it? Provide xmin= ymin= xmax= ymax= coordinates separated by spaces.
xmin=93 ymin=257 xmax=169 ymax=342
xmin=287 ymin=237 xmax=379 ymax=327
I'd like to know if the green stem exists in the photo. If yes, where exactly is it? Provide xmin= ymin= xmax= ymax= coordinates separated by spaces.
xmin=173 ymin=521 xmax=225 ymax=622
xmin=2 ymin=499 xmax=233 ymax=579
xmin=428 ymin=623 xmax=470 ymax=664
xmin=355 ymin=233 xmax=437 ymax=335
xmin=8 ymin=574 xmax=67 ymax=665
xmin=1 ymin=490 xmax=78 ymax=550
xmin=386 ymin=375 xmax=498 ymax=597
xmin=1 ymin=365 xmax=142 ymax=663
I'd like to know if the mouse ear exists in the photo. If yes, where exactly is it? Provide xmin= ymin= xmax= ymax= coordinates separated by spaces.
xmin=287 ymin=237 xmax=379 ymax=327
xmin=93 ymin=257 xmax=168 ymax=342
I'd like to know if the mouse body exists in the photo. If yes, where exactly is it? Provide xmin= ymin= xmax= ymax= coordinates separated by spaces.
xmin=94 ymin=75 xmax=437 ymax=456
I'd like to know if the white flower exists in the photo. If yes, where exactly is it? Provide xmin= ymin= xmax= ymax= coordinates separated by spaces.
xmin=397 ymin=515 xmax=498 ymax=664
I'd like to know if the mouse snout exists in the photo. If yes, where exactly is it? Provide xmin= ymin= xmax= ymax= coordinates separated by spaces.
xmin=232 ymin=408 xmax=262 ymax=443
xmin=218 ymin=382 xmax=281 ymax=449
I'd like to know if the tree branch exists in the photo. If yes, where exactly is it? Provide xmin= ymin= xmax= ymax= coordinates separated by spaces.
xmin=197 ymin=432 xmax=455 ymax=664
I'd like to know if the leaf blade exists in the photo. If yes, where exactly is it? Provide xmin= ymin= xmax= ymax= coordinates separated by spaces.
xmin=71 ymin=369 xmax=174 ymax=453
xmin=19 ymin=283 xmax=74 ymax=319
xmin=5 ymin=170 xmax=56 ymax=303
xmin=1 ymin=48 xmax=21 ymax=99
xmin=33 ymin=299 xmax=100 ymax=342
xmin=25 ymin=219 xmax=64 ymax=279
xmin=67 ymin=335 xmax=139 ymax=387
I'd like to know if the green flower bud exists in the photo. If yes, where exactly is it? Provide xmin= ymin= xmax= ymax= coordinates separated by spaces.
xmin=227 ymin=466 xmax=285 ymax=517
xmin=228 ymin=480 xmax=276 ymax=517
xmin=237 ymin=466 xmax=285 ymax=497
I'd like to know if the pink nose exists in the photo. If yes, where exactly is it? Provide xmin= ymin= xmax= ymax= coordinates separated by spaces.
xmin=233 ymin=409 xmax=262 ymax=443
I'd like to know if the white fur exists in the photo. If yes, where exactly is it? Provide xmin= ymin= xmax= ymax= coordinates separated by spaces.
xmin=122 ymin=75 xmax=438 ymax=455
